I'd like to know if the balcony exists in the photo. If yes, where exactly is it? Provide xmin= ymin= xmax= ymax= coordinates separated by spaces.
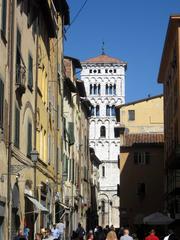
xmin=16 ymin=64 xmax=26 ymax=95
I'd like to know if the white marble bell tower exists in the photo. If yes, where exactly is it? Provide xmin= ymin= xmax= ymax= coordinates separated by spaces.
xmin=81 ymin=52 xmax=127 ymax=227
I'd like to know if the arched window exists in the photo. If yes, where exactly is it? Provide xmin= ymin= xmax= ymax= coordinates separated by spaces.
xmin=106 ymin=84 xmax=108 ymax=95
xmin=111 ymin=105 xmax=116 ymax=116
xmin=91 ymin=106 xmax=95 ymax=116
xmin=100 ymin=126 xmax=106 ymax=137
xmin=109 ymin=85 xmax=112 ymax=94
xmin=101 ymin=200 xmax=105 ymax=213
xmin=113 ymin=84 xmax=116 ymax=94
xmin=96 ymin=105 xmax=100 ymax=116
xmin=106 ymin=105 xmax=110 ymax=116
xmin=94 ymin=85 xmax=97 ymax=95
xmin=90 ymin=84 xmax=93 ymax=95
xmin=98 ymin=84 xmax=101 ymax=95
xmin=102 ymin=166 xmax=105 ymax=177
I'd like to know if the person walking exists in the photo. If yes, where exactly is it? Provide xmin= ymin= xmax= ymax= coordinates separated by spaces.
xmin=145 ymin=230 xmax=159 ymax=240
xmin=87 ymin=230 xmax=94 ymax=240
xmin=95 ymin=226 xmax=106 ymax=240
xmin=57 ymin=220 xmax=65 ymax=240
xmin=106 ymin=230 xmax=118 ymax=240
xmin=51 ymin=224 xmax=60 ymax=240
xmin=76 ymin=223 xmax=86 ymax=240
xmin=120 ymin=229 xmax=133 ymax=240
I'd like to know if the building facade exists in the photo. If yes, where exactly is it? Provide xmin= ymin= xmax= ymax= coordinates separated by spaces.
xmin=158 ymin=15 xmax=180 ymax=236
xmin=81 ymin=53 xmax=127 ymax=227
xmin=116 ymin=95 xmax=164 ymax=231
xmin=0 ymin=1 xmax=70 ymax=239
xmin=62 ymin=57 xmax=91 ymax=238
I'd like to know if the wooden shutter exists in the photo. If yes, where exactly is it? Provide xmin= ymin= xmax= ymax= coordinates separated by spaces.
xmin=14 ymin=107 xmax=20 ymax=148
xmin=1 ymin=0 xmax=7 ymax=33
xmin=28 ymin=54 xmax=33 ymax=89
xmin=0 ymin=79 xmax=4 ymax=128
xmin=68 ymin=122 xmax=75 ymax=145
xmin=27 ymin=122 xmax=32 ymax=156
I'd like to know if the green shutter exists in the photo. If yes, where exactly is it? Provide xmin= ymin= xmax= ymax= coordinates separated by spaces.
xmin=0 ymin=79 xmax=4 ymax=128
xmin=68 ymin=122 xmax=75 ymax=145
xmin=27 ymin=122 xmax=32 ymax=156
xmin=14 ymin=107 xmax=20 ymax=148
xmin=1 ymin=0 xmax=7 ymax=33
xmin=28 ymin=54 xmax=33 ymax=89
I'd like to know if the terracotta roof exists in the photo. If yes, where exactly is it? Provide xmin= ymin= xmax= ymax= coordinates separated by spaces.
xmin=122 ymin=133 xmax=164 ymax=147
xmin=82 ymin=54 xmax=126 ymax=64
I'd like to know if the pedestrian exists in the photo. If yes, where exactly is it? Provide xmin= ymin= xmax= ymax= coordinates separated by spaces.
xmin=71 ymin=230 xmax=79 ymax=240
xmin=13 ymin=229 xmax=26 ymax=240
xmin=35 ymin=233 xmax=43 ymax=240
xmin=57 ymin=220 xmax=65 ymax=240
xmin=76 ymin=223 xmax=86 ymax=240
xmin=145 ymin=230 xmax=159 ymax=240
xmin=51 ymin=224 xmax=60 ymax=240
xmin=118 ymin=227 xmax=124 ymax=239
xmin=106 ymin=230 xmax=118 ymax=240
xmin=164 ymin=229 xmax=178 ymax=240
xmin=120 ymin=228 xmax=133 ymax=240
xmin=23 ymin=225 xmax=30 ymax=240
xmin=95 ymin=226 xmax=106 ymax=240
xmin=87 ymin=230 xmax=94 ymax=240
xmin=104 ymin=225 xmax=110 ymax=237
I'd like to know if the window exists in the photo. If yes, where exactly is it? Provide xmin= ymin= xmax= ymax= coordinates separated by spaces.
xmin=90 ymin=84 xmax=93 ymax=95
xmin=63 ymin=155 xmax=68 ymax=181
xmin=109 ymin=69 xmax=113 ymax=73
xmin=27 ymin=121 xmax=32 ymax=157
xmin=89 ymin=69 xmax=92 ymax=73
xmin=106 ymin=105 xmax=110 ymax=116
xmin=14 ymin=106 xmax=20 ymax=148
xmin=105 ymin=69 xmax=108 ymax=73
xmin=101 ymin=200 xmax=105 ymax=212
xmin=96 ymin=105 xmax=100 ymax=116
xmin=114 ymin=127 xmax=120 ymax=138
xmin=98 ymin=69 xmax=101 ymax=73
xmin=48 ymin=134 xmax=51 ymax=164
xmin=111 ymin=105 xmax=116 ymax=116
xmin=28 ymin=53 xmax=33 ymax=89
xmin=102 ymin=166 xmax=105 ymax=177
xmin=1 ymin=0 xmax=7 ymax=34
xmin=94 ymin=85 xmax=97 ymax=95
xmin=91 ymin=106 xmax=95 ymax=116
xmin=128 ymin=110 xmax=135 ymax=121
xmin=93 ymin=69 xmax=97 ymax=73
xmin=114 ymin=69 xmax=116 ymax=73
xmin=98 ymin=84 xmax=101 ymax=95
xmin=134 ymin=152 xmax=150 ymax=165
xmin=100 ymin=126 xmax=106 ymax=137
xmin=105 ymin=84 xmax=108 ymax=95
xmin=16 ymin=28 xmax=21 ymax=84
xmin=113 ymin=84 xmax=116 ymax=94
xmin=137 ymin=183 xmax=146 ymax=196
xmin=0 ymin=79 xmax=4 ymax=128
xmin=109 ymin=85 xmax=112 ymax=94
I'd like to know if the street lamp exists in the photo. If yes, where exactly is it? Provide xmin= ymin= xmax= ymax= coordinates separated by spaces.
xmin=30 ymin=149 xmax=39 ymax=237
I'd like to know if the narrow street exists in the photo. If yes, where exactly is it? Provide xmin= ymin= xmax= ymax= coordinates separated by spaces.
xmin=0 ymin=1 xmax=180 ymax=240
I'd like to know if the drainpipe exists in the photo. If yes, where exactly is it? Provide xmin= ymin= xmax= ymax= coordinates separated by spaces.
xmin=7 ymin=0 xmax=15 ymax=239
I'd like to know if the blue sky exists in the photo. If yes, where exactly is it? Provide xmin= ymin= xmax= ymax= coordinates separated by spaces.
xmin=65 ymin=1 xmax=180 ymax=102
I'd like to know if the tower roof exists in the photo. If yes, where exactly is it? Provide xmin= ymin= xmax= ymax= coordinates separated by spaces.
xmin=82 ymin=54 xmax=126 ymax=64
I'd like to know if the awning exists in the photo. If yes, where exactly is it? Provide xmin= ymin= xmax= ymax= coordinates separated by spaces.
xmin=143 ymin=212 xmax=175 ymax=225
xmin=27 ymin=196 xmax=49 ymax=213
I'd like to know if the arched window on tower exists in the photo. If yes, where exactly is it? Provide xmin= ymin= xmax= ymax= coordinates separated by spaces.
xmin=96 ymin=105 xmax=100 ymax=116
xmin=113 ymin=84 xmax=116 ymax=95
xmin=101 ymin=200 xmax=105 ymax=213
xmin=90 ymin=84 xmax=93 ymax=95
xmin=106 ymin=84 xmax=108 ymax=95
xmin=109 ymin=85 xmax=112 ymax=95
xmin=100 ymin=126 xmax=106 ymax=137
xmin=94 ymin=85 xmax=97 ymax=95
xmin=91 ymin=106 xmax=95 ymax=116
xmin=102 ymin=166 xmax=105 ymax=177
xmin=111 ymin=105 xmax=116 ymax=116
xmin=98 ymin=84 xmax=101 ymax=95
xmin=106 ymin=105 xmax=110 ymax=116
